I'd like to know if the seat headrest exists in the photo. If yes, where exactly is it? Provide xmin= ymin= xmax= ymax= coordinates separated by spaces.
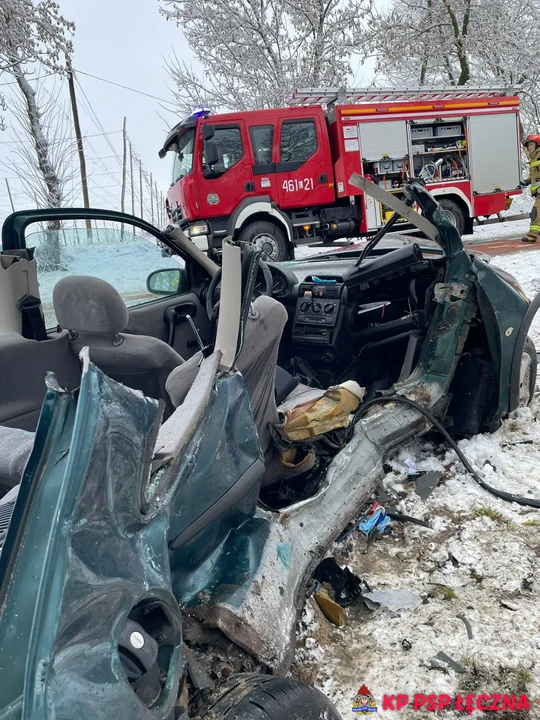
xmin=53 ymin=275 xmax=129 ymax=334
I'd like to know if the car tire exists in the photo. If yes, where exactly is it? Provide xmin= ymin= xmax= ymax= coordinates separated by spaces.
xmin=518 ymin=336 xmax=537 ymax=407
xmin=438 ymin=199 xmax=466 ymax=236
xmin=196 ymin=674 xmax=342 ymax=720
xmin=237 ymin=221 xmax=291 ymax=262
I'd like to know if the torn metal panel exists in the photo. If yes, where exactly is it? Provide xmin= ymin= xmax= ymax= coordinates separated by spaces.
xmin=412 ymin=471 xmax=443 ymax=501
xmin=0 ymin=361 xmax=183 ymax=720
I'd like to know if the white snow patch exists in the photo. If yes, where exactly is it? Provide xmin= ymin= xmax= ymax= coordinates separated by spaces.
xmin=464 ymin=218 xmax=530 ymax=242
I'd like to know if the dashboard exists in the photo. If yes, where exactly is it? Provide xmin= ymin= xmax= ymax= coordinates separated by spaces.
xmin=266 ymin=263 xmax=300 ymax=301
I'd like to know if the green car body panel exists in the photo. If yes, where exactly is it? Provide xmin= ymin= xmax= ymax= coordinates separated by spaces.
xmin=0 ymin=353 xmax=264 ymax=719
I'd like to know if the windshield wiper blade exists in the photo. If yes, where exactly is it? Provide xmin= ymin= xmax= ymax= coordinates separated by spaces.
xmin=355 ymin=208 xmax=408 ymax=267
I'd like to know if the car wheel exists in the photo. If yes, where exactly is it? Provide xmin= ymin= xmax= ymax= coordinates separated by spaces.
xmin=438 ymin=199 xmax=466 ymax=236
xmin=518 ymin=336 xmax=537 ymax=407
xmin=196 ymin=674 xmax=342 ymax=720
xmin=237 ymin=221 xmax=291 ymax=262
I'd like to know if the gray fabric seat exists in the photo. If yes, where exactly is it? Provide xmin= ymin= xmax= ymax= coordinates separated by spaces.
xmin=53 ymin=276 xmax=185 ymax=415
xmin=0 ymin=331 xmax=82 ymax=431
xmin=166 ymin=295 xmax=288 ymax=472
xmin=0 ymin=485 xmax=20 ymax=554
xmin=0 ymin=426 xmax=34 ymax=497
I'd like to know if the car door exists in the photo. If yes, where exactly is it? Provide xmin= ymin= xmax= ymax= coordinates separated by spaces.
xmin=196 ymin=120 xmax=255 ymax=220
xmin=1 ymin=209 xmax=212 ymax=359
xmin=275 ymin=115 xmax=335 ymax=210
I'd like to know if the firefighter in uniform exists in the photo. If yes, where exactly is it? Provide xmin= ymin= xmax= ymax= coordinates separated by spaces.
xmin=522 ymin=133 xmax=540 ymax=243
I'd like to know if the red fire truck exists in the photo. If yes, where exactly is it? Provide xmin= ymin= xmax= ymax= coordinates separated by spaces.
xmin=159 ymin=86 xmax=522 ymax=261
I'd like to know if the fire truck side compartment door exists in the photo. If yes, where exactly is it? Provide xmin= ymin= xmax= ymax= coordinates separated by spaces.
xmin=358 ymin=120 xmax=408 ymax=162
xmin=275 ymin=115 xmax=335 ymax=210
xmin=468 ymin=113 xmax=520 ymax=194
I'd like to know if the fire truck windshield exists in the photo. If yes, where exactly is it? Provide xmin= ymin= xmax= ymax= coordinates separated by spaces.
xmin=172 ymin=129 xmax=195 ymax=182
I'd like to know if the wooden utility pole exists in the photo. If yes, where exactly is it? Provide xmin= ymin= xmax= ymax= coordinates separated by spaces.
xmin=150 ymin=172 xmax=154 ymax=224
xmin=139 ymin=159 xmax=143 ymax=219
xmin=5 ymin=178 xmax=15 ymax=212
xmin=67 ymin=65 xmax=91 ymax=235
xmin=129 ymin=142 xmax=135 ymax=216
xmin=120 ymin=117 xmax=127 ymax=214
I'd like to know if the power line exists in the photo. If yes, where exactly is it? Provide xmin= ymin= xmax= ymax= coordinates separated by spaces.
xmin=0 ymin=130 xmax=122 ymax=146
xmin=75 ymin=76 xmax=123 ymax=166
xmin=74 ymin=69 xmax=170 ymax=103
xmin=0 ymin=71 xmax=56 ymax=88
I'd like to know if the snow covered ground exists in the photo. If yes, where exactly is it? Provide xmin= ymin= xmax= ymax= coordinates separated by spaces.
xmin=464 ymin=218 xmax=530 ymax=243
xmin=292 ymin=249 xmax=540 ymax=718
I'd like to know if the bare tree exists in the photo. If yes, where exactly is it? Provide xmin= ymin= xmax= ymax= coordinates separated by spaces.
xmin=0 ymin=93 xmax=7 ymax=131
xmin=365 ymin=0 xmax=540 ymax=130
xmin=0 ymin=0 xmax=74 ymax=267
xmin=159 ymin=0 xmax=368 ymax=113
xmin=5 ymin=80 xmax=77 ymax=208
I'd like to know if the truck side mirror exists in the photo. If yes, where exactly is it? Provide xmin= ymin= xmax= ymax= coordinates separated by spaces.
xmin=203 ymin=139 xmax=220 ymax=167
xmin=202 ymin=124 xmax=215 ymax=141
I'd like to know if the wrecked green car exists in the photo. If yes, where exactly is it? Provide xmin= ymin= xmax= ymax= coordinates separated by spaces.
xmin=0 ymin=178 xmax=537 ymax=719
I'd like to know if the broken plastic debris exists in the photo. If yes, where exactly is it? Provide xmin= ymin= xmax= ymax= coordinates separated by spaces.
xmin=279 ymin=381 xmax=365 ymax=441
xmin=386 ymin=510 xmax=430 ymax=529
xmin=363 ymin=588 xmax=422 ymax=612
xmin=183 ymin=646 xmax=214 ymax=692
xmin=456 ymin=613 xmax=473 ymax=639
xmin=361 ymin=596 xmax=380 ymax=611
xmin=428 ymin=651 xmax=467 ymax=674
xmin=358 ymin=502 xmax=391 ymax=539
xmin=313 ymin=558 xmax=363 ymax=607
xmin=314 ymin=587 xmax=345 ymax=626
xmin=500 ymin=598 xmax=519 ymax=612
xmin=404 ymin=458 xmax=418 ymax=475
xmin=412 ymin=470 xmax=443 ymax=501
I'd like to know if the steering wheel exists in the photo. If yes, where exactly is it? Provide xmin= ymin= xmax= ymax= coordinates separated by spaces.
xmin=205 ymin=258 xmax=273 ymax=322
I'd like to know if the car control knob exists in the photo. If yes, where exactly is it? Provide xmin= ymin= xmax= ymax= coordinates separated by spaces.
xmin=312 ymin=302 xmax=322 ymax=313
xmin=299 ymin=301 xmax=310 ymax=313
xmin=324 ymin=303 xmax=334 ymax=314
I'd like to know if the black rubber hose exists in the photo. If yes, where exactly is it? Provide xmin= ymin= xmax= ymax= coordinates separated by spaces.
xmin=355 ymin=395 xmax=540 ymax=509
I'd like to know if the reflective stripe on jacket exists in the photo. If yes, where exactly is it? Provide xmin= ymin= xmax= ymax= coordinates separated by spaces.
xmin=527 ymin=148 xmax=540 ymax=190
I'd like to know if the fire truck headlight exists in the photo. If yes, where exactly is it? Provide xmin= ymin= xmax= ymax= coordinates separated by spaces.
xmin=188 ymin=223 xmax=209 ymax=237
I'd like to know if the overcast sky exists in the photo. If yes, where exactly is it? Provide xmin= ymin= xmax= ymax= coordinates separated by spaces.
xmin=60 ymin=0 xmax=188 ymax=188
xmin=0 ymin=0 xmax=374 ymax=225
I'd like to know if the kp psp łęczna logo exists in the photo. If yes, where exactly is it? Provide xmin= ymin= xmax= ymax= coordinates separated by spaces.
xmin=352 ymin=685 xmax=378 ymax=714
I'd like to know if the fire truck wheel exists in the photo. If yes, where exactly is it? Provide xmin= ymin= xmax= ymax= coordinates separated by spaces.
xmin=438 ymin=199 xmax=466 ymax=236
xmin=237 ymin=221 xmax=291 ymax=262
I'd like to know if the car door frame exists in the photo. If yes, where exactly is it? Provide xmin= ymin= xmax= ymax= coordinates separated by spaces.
xmin=2 ymin=207 xmax=213 ymax=358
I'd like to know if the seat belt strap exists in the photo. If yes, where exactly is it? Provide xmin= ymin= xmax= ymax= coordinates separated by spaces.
xmin=17 ymin=294 xmax=47 ymax=341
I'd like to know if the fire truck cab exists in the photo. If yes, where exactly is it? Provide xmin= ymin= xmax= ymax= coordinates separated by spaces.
xmin=160 ymin=87 xmax=522 ymax=261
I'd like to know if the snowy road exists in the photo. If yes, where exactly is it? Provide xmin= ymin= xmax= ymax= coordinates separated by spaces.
xmin=292 ymin=249 xmax=540 ymax=718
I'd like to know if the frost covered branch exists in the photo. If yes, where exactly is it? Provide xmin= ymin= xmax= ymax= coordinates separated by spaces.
xmin=160 ymin=0 xmax=369 ymax=112
xmin=364 ymin=0 xmax=540 ymax=128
